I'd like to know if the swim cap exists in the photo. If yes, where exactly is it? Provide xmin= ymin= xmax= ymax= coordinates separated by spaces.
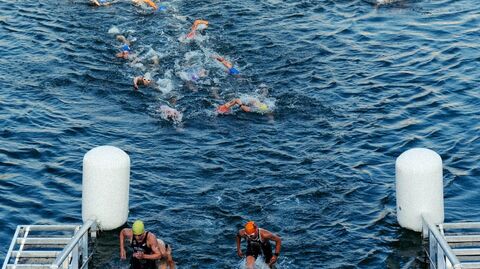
xmin=229 ymin=67 xmax=240 ymax=75
xmin=217 ymin=105 xmax=230 ymax=114
xmin=132 ymin=220 xmax=145 ymax=235
xmin=122 ymin=44 xmax=131 ymax=52
xmin=245 ymin=221 xmax=256 ymax=234
xmin=258 ymin=103 xmax=268 ymax=112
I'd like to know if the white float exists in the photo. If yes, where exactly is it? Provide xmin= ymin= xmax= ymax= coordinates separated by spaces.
xmin=396 ymin=148 xmax=444 ymax=232
xmin=82 ymin=146 xmax=130 ymax=230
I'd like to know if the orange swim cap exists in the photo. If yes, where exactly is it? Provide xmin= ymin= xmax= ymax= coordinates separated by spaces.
xmin=217 ymin=105 xmax=230 ymax=114
xmin=245 ymin=221 xmax=256 ymax=234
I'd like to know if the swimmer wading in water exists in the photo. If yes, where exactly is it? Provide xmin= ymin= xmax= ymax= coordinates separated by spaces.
xmin=236 ymin=221 xmax=282 ymax=269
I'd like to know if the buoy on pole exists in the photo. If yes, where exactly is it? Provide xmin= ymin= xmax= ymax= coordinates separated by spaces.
xmin=396 ymin=148 xmax=444 ymax=232
xmin=82 ymin=146 xmax=130 ymax=230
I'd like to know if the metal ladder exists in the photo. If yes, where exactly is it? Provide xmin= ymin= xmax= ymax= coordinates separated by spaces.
xmin=423 ymin=216 xmax=480 ymax=269
xmin=2 ymin=219 xmax=96 ymax=269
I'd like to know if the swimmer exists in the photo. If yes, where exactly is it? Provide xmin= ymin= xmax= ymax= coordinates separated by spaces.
xmin=186 ymin=19 xmax=209 ymax=39
xmin=132 ymin=0 xmax=157 ymax=10
xmin=120 ymin=220 xmax=176 ymax=269
xmin=116 ymin=44 xmax=131 ymax=59
xmin=179 ymin=67 xmax=207 ymax=83
xmin=236 ymin=221 xmax=282 ymax=269
xmin=90 ymin=0 xmax=111 ymax=6
xmin=133 ymin=72 xmax=153 ymax=90
xmin=217 ymin=97 xmax=271 ymax=114
xmin=212 ymin=55 xmax=240 ymax=76
xmin=158 ymin=105 xmax=183 ymax=124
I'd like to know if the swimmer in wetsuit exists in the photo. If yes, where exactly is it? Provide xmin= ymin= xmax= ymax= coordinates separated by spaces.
xmin=120 ymin=220 xmax=176 ymax=269
xmin=116 ymin=44 xmax=132 ymax=59
xmin=217 ymin=97 xmax=270 ymax=114
xmin=236 ymin=221 xmax=282 ymax=269
xmin=133 ymin=72 xmax=153 ymax=90
xmin=212 ymin=55 xmax=240 ymax=76
xmin=186 ymin=19 xmax=209 ymax=39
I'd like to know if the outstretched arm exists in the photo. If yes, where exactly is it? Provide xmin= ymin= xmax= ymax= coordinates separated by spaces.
xmin=213 ymin=56 xmax=233 ymax=69
xmin=192 ymin=20 xmax=209 ymax=31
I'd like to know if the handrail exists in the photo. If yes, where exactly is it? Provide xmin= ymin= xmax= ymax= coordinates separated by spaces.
xmin=422 ymin=215 xmax=462 ymax=269
xmin=2 ymin=226 xmax=21 ymax=269
xmin=50 ymin=219 xmax=96 ymax=269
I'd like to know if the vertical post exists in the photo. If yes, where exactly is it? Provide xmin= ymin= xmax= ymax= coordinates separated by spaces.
xmin=82 ymin=232 xmax=88 ymax=269
xmin=437 ymin=243 xmax=445 ymax=269
xmin=429 ymin=231 xmax=436 ymax=269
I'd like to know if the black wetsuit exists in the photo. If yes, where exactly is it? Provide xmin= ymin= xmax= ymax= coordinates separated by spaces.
xmin=245 ymin=228 xmax=273 ymax=263
xmin=130 ymin=232 xmax=156 ymax=269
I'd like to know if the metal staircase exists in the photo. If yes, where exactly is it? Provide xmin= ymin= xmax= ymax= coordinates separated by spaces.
xmin=423 ymin=216 xmax=480 ymax=269
xmin=2 ymin=219 xmax=96 ymax=269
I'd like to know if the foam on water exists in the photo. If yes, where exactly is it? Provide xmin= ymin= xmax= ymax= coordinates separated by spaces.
xmin=2 ymin=0 xmax=480 ymax=268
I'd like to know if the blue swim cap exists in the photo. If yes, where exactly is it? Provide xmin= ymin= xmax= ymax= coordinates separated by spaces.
xmin=121 ymin=44 xmax=131 ymax=52
xmin=159 ymin=6 xmax=167 ymax=11
xmin=229 ymin=67 xmax=240 ymax=75
xmin=99 ymin=0 xmax=107 ymax=3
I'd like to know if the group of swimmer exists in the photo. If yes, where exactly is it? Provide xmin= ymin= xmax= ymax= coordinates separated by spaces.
xmin=120 ymin=220 xmax=282 ymax=269
xmin=91 ymin=0 xmax=274 ymax=124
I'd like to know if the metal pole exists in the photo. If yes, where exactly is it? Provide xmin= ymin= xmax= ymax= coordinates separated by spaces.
xmin=2 ymin=226 xmax=21 ymax=269
xmin=422 ymin=215 xmax=461 ymax=268
xmin=52 ymin=219 xmax=96 ymax=269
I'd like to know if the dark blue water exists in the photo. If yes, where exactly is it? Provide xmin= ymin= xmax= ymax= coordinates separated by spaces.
xmin=1 ymin=0 xmax=480 ymax=268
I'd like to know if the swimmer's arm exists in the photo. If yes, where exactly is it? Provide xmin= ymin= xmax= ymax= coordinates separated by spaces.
xmin=239 ymin=104 xmax=251 ymax=112
xmin=133 ymin=76 xmax=141 ymax=90
xmin=141 ymin=233 xmax=162 ymax=260
xmin=262 ymin=230 xmax=282 ymax=254
xmin=119 ymin=228 xmax=133 ymax=259
xmin=192 ymin=20 xmax=208 ymax=31
xmin=213 ymin=56 xmax=233 ymax=69
xmin=236 ymin=230 xmax=245 ymax=256
xmin=221 ymin=98 xmax=241 ymax=109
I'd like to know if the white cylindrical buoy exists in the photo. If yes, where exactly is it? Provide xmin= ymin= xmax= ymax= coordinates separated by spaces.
xmin=396 ymin=148 xmax=444 ymax=232
xmin=82 ymin=146 xmax=130 ymax=230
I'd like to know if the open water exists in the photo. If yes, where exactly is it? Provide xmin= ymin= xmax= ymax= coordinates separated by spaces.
xmin=1 ymin=0 xmax=480 ymax=268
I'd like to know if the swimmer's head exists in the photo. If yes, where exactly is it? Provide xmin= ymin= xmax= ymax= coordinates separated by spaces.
xmin=258 ymin=103 xmax=268 ymax=112
xmin=245 ymin=221 xmax=256 ymax=235
xmin=121 ymin=44 xmax=131 ymax=52
xmin=229 ymin=67 xmax=240 ymax=75
xmin=143 ymin=72 xmax=152 ymax=83
xmin=132 ymin=220 xmax=145 ymax=235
